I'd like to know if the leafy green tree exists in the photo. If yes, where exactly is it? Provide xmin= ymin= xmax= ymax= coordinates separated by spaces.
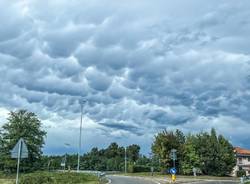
xmin=193 ymin=128 xmax=235 ymax=176
xmin=136 ymin=155 xmax=150 ymax=166
xmin=152 ymin=128 xmax=235 ymax=176
xmin=151 ymin=129 xmax=185 ymax=172
xmin=127 ymin=144 xmax=140 ymax=163
xmin=217 ymin=135 xmax=236 ymax=176
xmin=105 ymin=142 xmax=119 ymax=158
xmin=181 ymin=135 xmax=201 ymax=174
xmin=0 ymin=110 xmax=46 ymax=172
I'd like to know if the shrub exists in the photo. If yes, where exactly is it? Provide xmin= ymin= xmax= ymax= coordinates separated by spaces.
xmin=237 ymin=170 xmax=246 ymax=177
xmin=127 ymin=164 xmax=151 ymax=173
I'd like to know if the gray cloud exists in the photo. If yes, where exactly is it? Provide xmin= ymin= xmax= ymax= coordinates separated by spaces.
xmin=0 ymin=0 xmax=250 ymax=154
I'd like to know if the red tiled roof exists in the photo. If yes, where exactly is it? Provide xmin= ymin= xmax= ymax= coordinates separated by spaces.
xmin=234 ymin=147 xmax=250 ymax=155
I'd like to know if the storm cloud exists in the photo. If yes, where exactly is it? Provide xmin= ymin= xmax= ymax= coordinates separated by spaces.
xmin=0 ymin=0 xmax=250 ymax=154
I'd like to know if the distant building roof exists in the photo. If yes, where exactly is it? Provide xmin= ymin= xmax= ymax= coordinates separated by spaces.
xmin=235 ymin=147 xmax=250 ymax=155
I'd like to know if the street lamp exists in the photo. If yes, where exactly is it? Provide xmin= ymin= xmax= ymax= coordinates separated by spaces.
xmin=125 ymin=147 xmax=127 ymax=173
xmin=77 ymin=99 xmax=87 ymax=172
xmin=64 ymin=143 xmax=70 ymax=172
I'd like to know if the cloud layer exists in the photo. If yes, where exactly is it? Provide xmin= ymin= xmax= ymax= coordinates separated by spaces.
xmin=0 ymin=0 xmax=250 ymax=154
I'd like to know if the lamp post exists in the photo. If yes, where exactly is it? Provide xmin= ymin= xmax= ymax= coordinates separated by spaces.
xmin=125 ymin=147 xmax=127 ymax=173
xmin=77 ymin=99 xmax=86 ymax=172
xmin=64 ymin=143 xmax=70 ymax=172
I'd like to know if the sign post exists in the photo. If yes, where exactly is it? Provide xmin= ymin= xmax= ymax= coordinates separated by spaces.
xmin=11 ymin=138 xmax=28 ymax=184
xmin=169 ymin=149 xmax=177 ymax=168
xmin=170 ymin=167 xmax=177 ymax=183
xmin=169 ymin=149 xmax=177 ymax=183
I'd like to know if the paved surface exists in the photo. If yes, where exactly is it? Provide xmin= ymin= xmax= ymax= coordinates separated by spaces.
xmin=107 ymin=175 xmax=240 ymax=184
xmin=108 ymin=175 xmax=158 ymax=184
xmin=184 ymin=181 xmax=239 ymax=184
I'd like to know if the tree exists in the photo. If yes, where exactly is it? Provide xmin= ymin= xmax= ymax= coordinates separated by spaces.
xmin=217 ymin=135 xmax=236 ymax=176
xmin=192 ymin=128 xmax=235 ymax=176
xmin=127 ymin=144 xmax=140 ymax=163
xmin=151 ymin=129 xmax=185 ymax=172
xmin=0 ymin=110 xmax=46 ymax=172
xmin=152 ymin=128 xmax=235 ymax=176
xmin=181 ymin=135 xmax=201 ymax=175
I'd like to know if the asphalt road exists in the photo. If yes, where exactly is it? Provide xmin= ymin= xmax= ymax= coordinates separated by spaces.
xmin=107 ymin=175 xmax=240 ymax=184
xmin=108 ymin=175 xmax=157 ymax=184
xmin=186 ymin=181 xmax=239 ymax=184
xmin=187 ymin=182 xmax=239 ymax=184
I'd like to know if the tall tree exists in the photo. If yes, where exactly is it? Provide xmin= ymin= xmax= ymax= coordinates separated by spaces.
xmin=193 ymin=128 xmax=235 ymax=176
xmin=151 ymin=129 xmax=185 ymax=172
xmin=217 ymin=135 xmax=236 ymax=176
xmin=181 ymin=135 xmax=201 ymax=174
xmin=0 ymin=110 xmax=46 ymax=172
xmin=127 ymin=144 xmax=140 ymax=163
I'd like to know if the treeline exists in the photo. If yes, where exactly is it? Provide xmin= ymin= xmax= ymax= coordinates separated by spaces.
xmin=40 ymin=143 xmax=155 ymax=172
xmin=152 ymin=129 xmax=236 ymax=176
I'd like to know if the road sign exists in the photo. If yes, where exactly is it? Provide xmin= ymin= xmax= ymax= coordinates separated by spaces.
xmin=170 ymin=149 xmax=177 ymax=160
xmin=170 ymin=167 xmax=177 ymax=174
xmin=11 ymin=138 xmax=28 ymax=159
xmin=11 ymin=138 xmax=29 ymax=184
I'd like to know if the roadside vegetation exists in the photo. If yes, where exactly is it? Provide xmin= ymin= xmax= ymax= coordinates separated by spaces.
xmin=0 ymin=171 xmax=99 ymax=184
xmin=19 ymin=172 xmax=99 ymax=184
xmin=152 ymin=128 xmax=236 ymax=176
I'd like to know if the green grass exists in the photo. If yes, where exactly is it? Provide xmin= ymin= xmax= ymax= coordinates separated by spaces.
xmin=19 ymin=172 xmax=100 ymax=184
xmin=0 ymin=171 xmax=100 ymax=184
xmin=0 ymin=179 xmax=15 ymax=184
xmin=0 ymin=172 xmax=15 ymax=184
xmin=117 ymin=172 xmax=239 ymax=181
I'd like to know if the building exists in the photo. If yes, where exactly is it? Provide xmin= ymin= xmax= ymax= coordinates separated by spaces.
xmin=232 ymin=147 xmax=250 ymax=176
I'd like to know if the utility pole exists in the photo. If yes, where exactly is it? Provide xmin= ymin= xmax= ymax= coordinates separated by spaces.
xmin=77 ymin=101 xmax=84 ymax=172
xmin=125 ymin=147 xmax=127 ymax=173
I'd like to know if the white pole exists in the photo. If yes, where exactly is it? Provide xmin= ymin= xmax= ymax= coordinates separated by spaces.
xmin=77 ymin=103 xmax=83 ymax=172
xmin=16 ymin=141 xmax=22 ymax=184
xmin=125 ymin=147 xmax=127 ymax=173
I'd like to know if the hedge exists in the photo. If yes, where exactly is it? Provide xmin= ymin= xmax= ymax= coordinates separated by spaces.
xmin=127 ymin=164 xmax=151 ymax=173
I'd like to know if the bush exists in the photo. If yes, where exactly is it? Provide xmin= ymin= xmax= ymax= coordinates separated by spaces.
xmin=127 ymin=164 xmax=151 ymax=173
xmin=19 ymin=172 xmax=98 ymax=184
xmin=237 ymin=170 xmax=246 ymax=177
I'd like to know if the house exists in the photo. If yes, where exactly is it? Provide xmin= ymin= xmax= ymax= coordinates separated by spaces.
xmin=232 ymin=147 xmax=250 ymax=176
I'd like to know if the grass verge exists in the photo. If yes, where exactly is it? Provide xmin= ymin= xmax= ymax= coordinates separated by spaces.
xmin=0 ymin=171 xmax=101 ymax=184
xmin=117 ymin=172 xmax=239 ymax=181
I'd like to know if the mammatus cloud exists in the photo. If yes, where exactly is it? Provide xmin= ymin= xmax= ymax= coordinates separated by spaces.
xmin=0 ymin=0 xmax=250 ymax=154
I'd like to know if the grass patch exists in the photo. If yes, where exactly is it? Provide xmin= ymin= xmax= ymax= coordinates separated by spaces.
xmin=0 ymin=172 xmax=15 ymax=184
xmin=19 ymin=172 xmax=99 ymax=184
xmin=117 ymin=172 xmax=239 ymax=180
xmin=0 ymin=179 xmax=15 ymax=184
xmin=0 ymin=171 xmax=101 ymax=184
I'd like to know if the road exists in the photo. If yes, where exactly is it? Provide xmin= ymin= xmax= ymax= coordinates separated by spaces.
xmin=107 ymin=175 xmax=158 ymax=184
xmin=107 ymin=175 xmax=240 ymax=184
xmin=185 ymin=181 xmax=239 ymax=184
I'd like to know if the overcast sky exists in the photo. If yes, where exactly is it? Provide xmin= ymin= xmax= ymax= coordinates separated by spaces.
xmin=0 ymin=0 xmax=250 ymax=155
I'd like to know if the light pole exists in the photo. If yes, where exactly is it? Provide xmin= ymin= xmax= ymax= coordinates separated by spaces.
xmin=77 ymin=99 xmax=86 ymax=172
xmin=125 ymin=147 xmax=127 ymax=173
xmin=64 ymin=143 xmax=70 ymax=172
